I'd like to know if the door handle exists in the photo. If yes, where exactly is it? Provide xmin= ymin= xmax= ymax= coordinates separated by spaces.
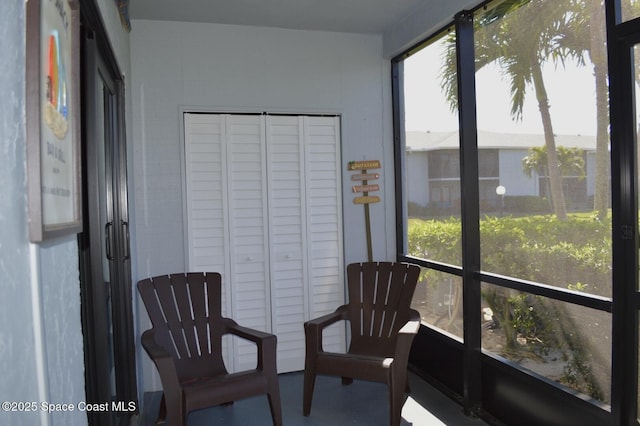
xmin=105 ymin=222 xmax=114 ymax=261
xmin=122 ymin=220 xmax=130 ymax=261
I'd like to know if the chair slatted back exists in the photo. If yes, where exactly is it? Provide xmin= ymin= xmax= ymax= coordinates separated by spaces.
xmin=138 ymin=272 xmax=227 ymax=379
xmin=346 ymin=262 xmax=420 ymax=356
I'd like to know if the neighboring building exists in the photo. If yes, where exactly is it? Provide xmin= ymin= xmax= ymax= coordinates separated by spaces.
xmin=405 ymin=130 xmax=597 ymax=215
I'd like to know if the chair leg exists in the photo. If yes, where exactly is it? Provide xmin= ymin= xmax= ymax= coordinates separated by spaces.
xmin=164 ymin=396 xmax=184 ymax=426
xmin=303 ymin=367 xmax=317 ymax=416
xmin=167 ymin=409 xmax=186 ymax=426
xmin=341 ymin=377 xmax=354 ymax=385
xmin=389 ymin=369 xmax=407 ymax=426
xmin=267 ymin=377 xmax=283 ymax=426
xmin=157 ymin=394 xmax=167 ymax=424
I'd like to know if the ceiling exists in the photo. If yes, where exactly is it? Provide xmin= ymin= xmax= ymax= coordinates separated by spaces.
xmin=128 ymin=0 xmax=427 ymax=34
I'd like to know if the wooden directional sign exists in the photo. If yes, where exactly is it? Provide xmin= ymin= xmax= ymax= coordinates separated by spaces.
xmin=352 ymin=184 xmax=380 ymax=193
xmin=354 ymin=196 xmax=380 ymax=204
xmin=348 ymin=160 xmax=381 ymax=171
xmin=351 ymin=173 xmax=380 ymax=181
xmin=347 ymin=159 xmax=382 ymax=262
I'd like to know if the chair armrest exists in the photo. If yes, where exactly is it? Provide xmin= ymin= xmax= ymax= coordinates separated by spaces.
xmin=392 ymin=309 xmax=421 ymax=369
xmin=398 ymin=319 xmax=420 ymax=337
xmin=400 ymin=309 xmax=421 ymax=334
xmin=222 ymin=319 xmax=277 ymax=371
xmin=141 ymin=329 xmax=173 ymax=361
xmin=141 ymin=329 xmax=181 ymax=392
xmin=304 ymin=305 xmax=349 ymax=355
xmin=397 ymin=309 xmax=421 ymax=343
xmin=223 ymin=318 xmax=274 ymax=342
xmin=305 ymin=305 xmax=348 ymax=330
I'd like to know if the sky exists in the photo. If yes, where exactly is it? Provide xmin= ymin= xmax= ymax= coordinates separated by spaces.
xmin=402 ymin=40 xmax=601 ymax=137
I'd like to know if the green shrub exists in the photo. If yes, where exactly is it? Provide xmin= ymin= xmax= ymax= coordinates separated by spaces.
xmin=407 ymin=217 xmax=462 ymax=265
xmin=408 ymin=213 xmax=612 ymax=401
xmin=505 ymin=195 xmax=551 ymax=214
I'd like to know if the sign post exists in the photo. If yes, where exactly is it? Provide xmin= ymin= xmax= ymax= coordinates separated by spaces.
xmin=348 ymin=160 xmax=381 ymax=262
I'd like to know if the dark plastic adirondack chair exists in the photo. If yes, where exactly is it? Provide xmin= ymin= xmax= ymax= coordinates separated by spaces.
xmin=302 ymin=261 xmax=421 ymax=426
xmin=138 ymin=272 xmax=282 ymax=426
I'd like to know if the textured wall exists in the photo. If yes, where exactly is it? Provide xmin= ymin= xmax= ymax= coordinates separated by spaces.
xmin=0 ymin=1 xmax=85 ymax=425
xmin=0 ymin=2 xmax=42 ymax=425
xmin=40 ymin=238 xmax=86 ymax=426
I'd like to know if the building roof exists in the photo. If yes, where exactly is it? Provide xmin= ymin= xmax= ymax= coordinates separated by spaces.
xmin=405 ymin=130 xmax=597 ymax=152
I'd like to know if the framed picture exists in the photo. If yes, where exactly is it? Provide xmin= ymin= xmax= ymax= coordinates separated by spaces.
xmin=26 ymin=0 xmax=82 ymax=242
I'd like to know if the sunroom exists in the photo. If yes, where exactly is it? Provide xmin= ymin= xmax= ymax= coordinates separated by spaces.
xmin=4 ymin=0 xmax=640 ymax=425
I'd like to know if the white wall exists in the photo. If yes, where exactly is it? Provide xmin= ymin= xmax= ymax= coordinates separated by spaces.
xmin=406 ymin=152 xmax=430 ymax=208
xmin=130 ymin=19 xmax=397 ymax=391
xmin=499 ymin=149 xmax=538 ymax=196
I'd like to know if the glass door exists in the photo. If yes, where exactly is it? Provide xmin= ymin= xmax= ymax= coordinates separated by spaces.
xmin=79 ymin=28 xmax=137 ymax=425
xmin=79 ymin=30 xmax=116 ymax=426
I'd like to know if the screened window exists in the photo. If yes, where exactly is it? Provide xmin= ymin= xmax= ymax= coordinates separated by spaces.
xmin=622 ymin=0 xmax=640 ymax=22
xmin=397 ymin=0 xmax=613 ymax=405
xmin=474 ymin=0 xmax=612 ymax=297
xmin=402 ymin=31 xmax=463 ymax=337
xmin=428 ymin=150 xmax=460 ymax=179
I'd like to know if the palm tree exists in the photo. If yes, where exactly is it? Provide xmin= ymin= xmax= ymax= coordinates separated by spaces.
xmin=523 ymin=145 xmax=586 ymax=211
xmin=557 ymin=146 xmax=587 ymax=178
xmin=588 ymin=0 xmax=610 ymax=220
xmin=522 ymin=146 xmax=553 ymax=211
xmin=546 ymin=0 xmax=640 ymax=219
xmin=442 ymin=0 xmax=575 ymax=220
xmin=555 ymin=0 xmax=608 ymax=219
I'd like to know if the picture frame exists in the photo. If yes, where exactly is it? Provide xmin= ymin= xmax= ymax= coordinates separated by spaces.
xmin=26 ymin=0 xmax=82 ymax=242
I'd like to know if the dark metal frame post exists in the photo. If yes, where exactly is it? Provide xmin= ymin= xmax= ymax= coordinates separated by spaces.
xmin=392 ymin=60 xmax=407 ymax=258
xmin=456 ymin=10 xmax=482 ymax=416
xmin=606 ymin=0 xmax=640 ymax=423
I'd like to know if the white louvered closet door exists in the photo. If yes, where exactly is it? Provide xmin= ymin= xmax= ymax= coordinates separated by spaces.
xmin=225 ymin=115 xmax=271 ymax=371
xmin=303 ymin=116 xmax=345 ymax=355
xmin=184 ymin=112 xmax=344 ymax=374
xmin=266 ymin=115 xmax=307 ymax=372
xmin=184 ymin=113 xmax=269 ymax=373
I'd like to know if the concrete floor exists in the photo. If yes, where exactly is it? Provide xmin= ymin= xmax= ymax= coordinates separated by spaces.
xmin=140 ymin=371 xmax=490 ymax=426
